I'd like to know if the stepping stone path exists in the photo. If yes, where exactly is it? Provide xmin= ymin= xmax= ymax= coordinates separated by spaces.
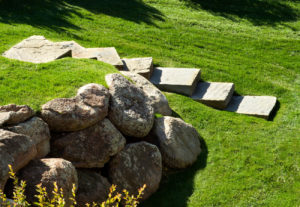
xmin=191 ymin=82 xmax=235 ymax=109
xmin=121 ymin=57 xmax=153 ymax=80
xmin=2 ymin=35 xmax=278 ymax=119
xmin=225 ymin=96 xmax=277 ymax=119
xmin=150 ymin=67 xmax=201 ymax=96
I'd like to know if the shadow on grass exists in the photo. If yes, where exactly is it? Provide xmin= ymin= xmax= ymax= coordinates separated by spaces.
xmin=181 ymin=0 xmax=299 ymax=26
xmin=0 ymin=0 xmax=164 ymax=33
xmin=141 ymin=131 xmax=208 ymax=207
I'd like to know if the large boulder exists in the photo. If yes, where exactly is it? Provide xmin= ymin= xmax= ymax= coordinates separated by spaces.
xmin=121 ymin=71 xmax=172 ymax=116
xmin=18 ymin=158 xmax=78 ymax=205
xmin=2 ymin=35 xmax=72 ymax=63
xmin=109 ymin=142 xmax=162 ymax=200
xmin=52 ymin=118 xmax=126 ymax=168
xmin=6 ymin=117 xmax=51 ymax=158
xmin=41 ymin=83 xmax=109 ymax=132
xmin=106 ymin=74 xmax=154 ymax=138
xmin=76 ymin=169 xmax=111 ymax=206
xmin=0 ymin=104 xmax=34 ymax=126
xmin=151 ymin=116 xmax=201 ymax=169
xmin=0 ymin=130 xmax=37 ymax=190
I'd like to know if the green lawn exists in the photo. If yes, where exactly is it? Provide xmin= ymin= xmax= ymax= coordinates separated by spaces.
xmin=0 ymin=0 xmax=299 ymax=206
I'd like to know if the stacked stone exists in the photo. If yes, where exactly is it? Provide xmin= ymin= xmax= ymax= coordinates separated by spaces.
xmin=0 ymin=73 xmax=202 ymax=206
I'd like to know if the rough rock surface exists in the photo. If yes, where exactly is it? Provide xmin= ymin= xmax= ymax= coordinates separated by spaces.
xmin=76 ymin=169 xmax=111 ymax=206
xmin=122 ymin=57 xmax=153 ymax=79
xmin=0 ymin=130 xmax=37 ymax=190
xmin=41 ymin=83 xmax=109 ymax=132
xmin=2 ymin=35 xmax=72 ymax=63
xmin=73 ymin=47 xmax=123 ymax=69
xmin=18 ymin=158 xmax=78 ymax=204
xmin=109 ymin=142 xmax=162 ymax=200
xmin=6 ymin=117 xmax=51 ymax=158
xmin=151 ymin=116 xmax=201 ymax=169
xmin=105 ymin=73 xmax=154 ymax=137
xmin=52 ymin=118 xmax=126 ymax=168
xmin=0 ymin=104 xmax=34 ymax=126
xmin=121 ymin=71 xmax=172 ymax=116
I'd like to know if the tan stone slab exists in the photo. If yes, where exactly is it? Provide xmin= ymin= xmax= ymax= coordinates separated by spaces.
xmin=73 ymin=47 xmax=123 ymax=69
xmin=150 ymin=67 xmax=201 ymax=96
xmin=191 ymin=82 xmax=235 ymax=109
xmin=122 ymin=57 xmax=153 ymax=80
xmin=2 ymin=35 xmax=72 ymax=63
xmin=225 ymin=96 xmax=277 ymax=119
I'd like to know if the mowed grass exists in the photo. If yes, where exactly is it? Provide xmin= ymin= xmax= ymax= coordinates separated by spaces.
xmin=0 ymin=0 xmax=300 ymax=206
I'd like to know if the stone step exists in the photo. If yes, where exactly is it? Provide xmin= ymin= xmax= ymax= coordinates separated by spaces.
xmin=225 ymin=96 xmax=277 ymax=119
xmin=121 ymin=57 xmax=153 ymax=80
xmin=150 ymin=67 xmax=201 ymax=96
xmin=191 ymin=82 xmax=235 ymax=109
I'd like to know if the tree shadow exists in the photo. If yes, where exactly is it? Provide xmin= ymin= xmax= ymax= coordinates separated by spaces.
xmin=141 ymin=135 xmax=208 ymax=207
xmin=181 ymin=0 xmax=299 ymax=26
xmin=0 ymin=0 xmax=164 ymax=33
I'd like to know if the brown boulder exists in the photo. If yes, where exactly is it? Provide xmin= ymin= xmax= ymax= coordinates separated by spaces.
xmin=18 ymin=158 xmax=78 ymax=205
xmin=76 ymin=169 xmax=111 ymax=206
xmin=0 ymin=104 xmax=34 ymax=126
xmin=151 ymin=116 xmax=201 ymax=168
xmin=52 ymin=118 xmax=126 ymax=168
xmin=6 ymin=117 xmax=51 ymax=158
xmin=109 ymin=142 xmax=162 ymax=200
xmin=106 ymin=74 xmax=154 ymax=138
xmin=41 ymin=83 xmax=109 ymax=132
xmin=0 ymin=130 xmax=37 ymax=190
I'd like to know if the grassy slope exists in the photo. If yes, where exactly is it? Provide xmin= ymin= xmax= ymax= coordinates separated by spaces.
xmin=0 ymin=0 xmax=299 ymax=206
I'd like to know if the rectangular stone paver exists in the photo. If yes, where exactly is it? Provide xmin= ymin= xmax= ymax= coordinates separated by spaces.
xmin=73 ymin=47 xmax=123 ymax=69
xmin=191 ymin=82 xmax=235 ymax=109
xmin=122 ymin=57 xmax=153 ymax=80
xmin=225 ymin=96 xmax=277 ymax=119
xmin=150 ymin=67 xmax=201 ymax=96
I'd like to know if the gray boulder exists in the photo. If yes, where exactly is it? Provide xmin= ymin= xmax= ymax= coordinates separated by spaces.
xmin=52 ymin=118 xmax=126 ymax=168
xmin=76 ymin=169 xmax=111 ymax=206
xmin=41 ymin=83 xmax=109 ymax=132
xmin=109 ymin=142 xmax=162 ymax=200
xmin=18 ymin=158 xmax=78 ymax=205
xmin=0 ymin=104 xmax=34 ymax=126
xmin=121 ymin=71 xmax=172 ymax=116
xmin=6 ymin=117 xmax=51 ymax=159
xmin=0 ymin=130 xmax=37 ymax=190
xmin=151 ymin=116 xmax=201 ymax=168
xmin=106 ymin=73 xmax=154 ymax=138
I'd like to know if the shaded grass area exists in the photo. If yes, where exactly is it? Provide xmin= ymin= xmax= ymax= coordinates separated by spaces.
xmin=0 ymin=0 xmax=299 ymax=206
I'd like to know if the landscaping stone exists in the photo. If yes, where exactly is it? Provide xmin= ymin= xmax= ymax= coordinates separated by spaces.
xmin=52 ymin=118 xmax=126 ymax=168
xmin=106 ymin=73 xmax=154 ymax=138
xmin=122 ymin=57 xmax=153 ymax=79
xmin=150 ymin=67 xmax=201 ymax=96
xmin=73 ymin=47 xmax=123 ymax=69
xmin=76 ymin=169 xmax=111 ymax=206
xmin=2 ymin=35 xmax=72 ymax=63
xmin=56 ymin=40 xmax=85 ymax=57
xmin=225 ymin=96 xmax=277 ymax=119
xmin=41 ymin=83 xmax=109 ymax=132
xmin=18 ymin=158 xmax=78 ymax=205
xmin=0 ymin=104 xmax=34 ymax=126
xmin=191 ymin=82 xmax=235 ymax=109
xmin=109 ymin=142 xmax=162 ymax=200
xmin=121 ymin=71 xmax=172 ymax=116
xmin=0 ymin=129 xmax=37 ymax=190
xmin=6 ymin=117 xmax=51 ymax=159
xmin=151 ymin=116 xmax=201 ymax=169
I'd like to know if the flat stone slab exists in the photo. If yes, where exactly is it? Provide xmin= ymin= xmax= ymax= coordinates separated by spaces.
xmin=73 ymin=47 xmax=123 ymax=69
xmin=191 ymin=82 xmax=235 ymax=109
xmin=2 ymin=35 xmax=72 ymax=63
xmin=122 ymin=57 xmax=153 ymax=80
xmin=225 ymin=96 xmax=277 ymax=119
xmin=150 ymin=67 xmax=201 ymax=96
